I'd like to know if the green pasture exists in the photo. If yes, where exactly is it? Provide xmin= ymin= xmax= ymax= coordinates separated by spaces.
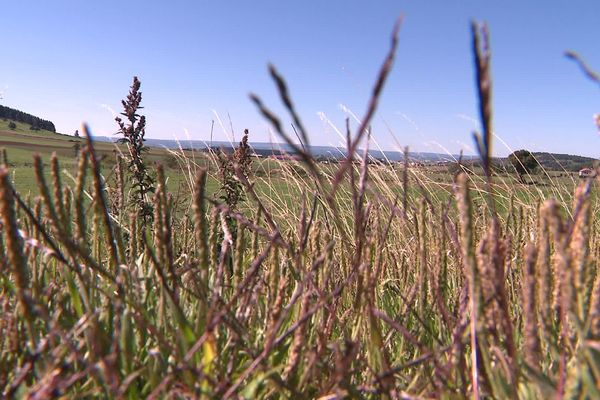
xmin=0 ymin=125 xmax=588 ymax=221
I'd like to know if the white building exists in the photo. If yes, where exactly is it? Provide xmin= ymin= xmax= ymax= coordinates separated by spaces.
xmin=578 ymin=168 xmax=597 ymax=178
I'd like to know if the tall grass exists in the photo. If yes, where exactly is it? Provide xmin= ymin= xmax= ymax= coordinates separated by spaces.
xmin=1 ymin=21 xmax=600 ymax=399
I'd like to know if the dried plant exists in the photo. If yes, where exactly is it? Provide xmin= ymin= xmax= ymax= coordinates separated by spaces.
xmin=218 ymin=128 xmax=252 ymax=211
xmin=116 ymin=76 xmax=155 ymax=223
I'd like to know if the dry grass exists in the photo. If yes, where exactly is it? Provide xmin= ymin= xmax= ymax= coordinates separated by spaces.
xmin=1 ymin=20 xmax=600 ymax=399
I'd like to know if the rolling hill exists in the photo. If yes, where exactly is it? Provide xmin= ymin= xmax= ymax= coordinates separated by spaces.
xmin=1 ymin=118 xmax=597 ymax=172
xmin=531 ymin=151 xmax=598 ymax=172
xmin=0 ymin=104 xmax=56 ymax=132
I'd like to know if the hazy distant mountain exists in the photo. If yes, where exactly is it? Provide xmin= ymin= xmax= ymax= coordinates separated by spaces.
xmin=96 ymin=136 xmax=473 ymax=163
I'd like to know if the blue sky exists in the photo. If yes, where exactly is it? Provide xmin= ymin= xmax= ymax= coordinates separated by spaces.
xmin=0 ymin=1 xmax=598 ymax=157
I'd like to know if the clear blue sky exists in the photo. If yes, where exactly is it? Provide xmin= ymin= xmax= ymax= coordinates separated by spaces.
xmin=1 ymin=1 xmax=598 ymax=157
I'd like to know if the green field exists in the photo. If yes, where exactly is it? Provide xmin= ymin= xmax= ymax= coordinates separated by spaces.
xmin=0 ymin=120 xmax=585 ymax=216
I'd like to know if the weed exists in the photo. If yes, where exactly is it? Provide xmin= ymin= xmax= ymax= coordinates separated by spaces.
xmin=116 ymin=76 xmax=155 ymax=224
xmin=217 ymin=128 xmax=252 ymax=211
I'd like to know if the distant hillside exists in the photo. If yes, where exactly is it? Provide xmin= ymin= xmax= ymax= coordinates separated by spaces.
xmin=0 ymin=104 xmax=56 ymax=132
xmin=2 ymin=126 xmax=594 ymax=170
xmin=531 ymin=152 xmax=597 ymax=172
xmin=98 ymin=137 xmax=475 ymax=163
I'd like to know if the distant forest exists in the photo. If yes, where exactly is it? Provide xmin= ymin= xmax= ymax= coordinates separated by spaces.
xmin=532 ymin=151 xmax=597 ymax=172
xmin=0 ymin=104 xmax=56 ymax=132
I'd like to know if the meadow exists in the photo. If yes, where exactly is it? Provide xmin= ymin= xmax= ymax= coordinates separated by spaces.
xmin=1 ymin=23 xmax=600 ymax=399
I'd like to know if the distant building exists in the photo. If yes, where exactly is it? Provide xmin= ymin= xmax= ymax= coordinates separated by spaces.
xmin=578 ymin=168 xmax=597 ymax=178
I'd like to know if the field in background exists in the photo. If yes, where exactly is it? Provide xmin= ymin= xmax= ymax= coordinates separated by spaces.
xmin=0 ymin=121 xmax=586 ymax=217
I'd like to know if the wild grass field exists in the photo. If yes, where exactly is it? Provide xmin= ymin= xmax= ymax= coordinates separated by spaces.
xmin=1 ymin=22 xmax=600 ymax=399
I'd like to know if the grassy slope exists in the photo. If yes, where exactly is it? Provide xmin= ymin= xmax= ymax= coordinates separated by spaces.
xmin=0 ymin=120 xmax=206 ymax=194
xmin=0 ymin=122 xmax=300 ymax=208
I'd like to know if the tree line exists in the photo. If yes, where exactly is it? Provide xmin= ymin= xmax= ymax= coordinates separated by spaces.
xmin=0 ymin=104 xmax=56 ymax=132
